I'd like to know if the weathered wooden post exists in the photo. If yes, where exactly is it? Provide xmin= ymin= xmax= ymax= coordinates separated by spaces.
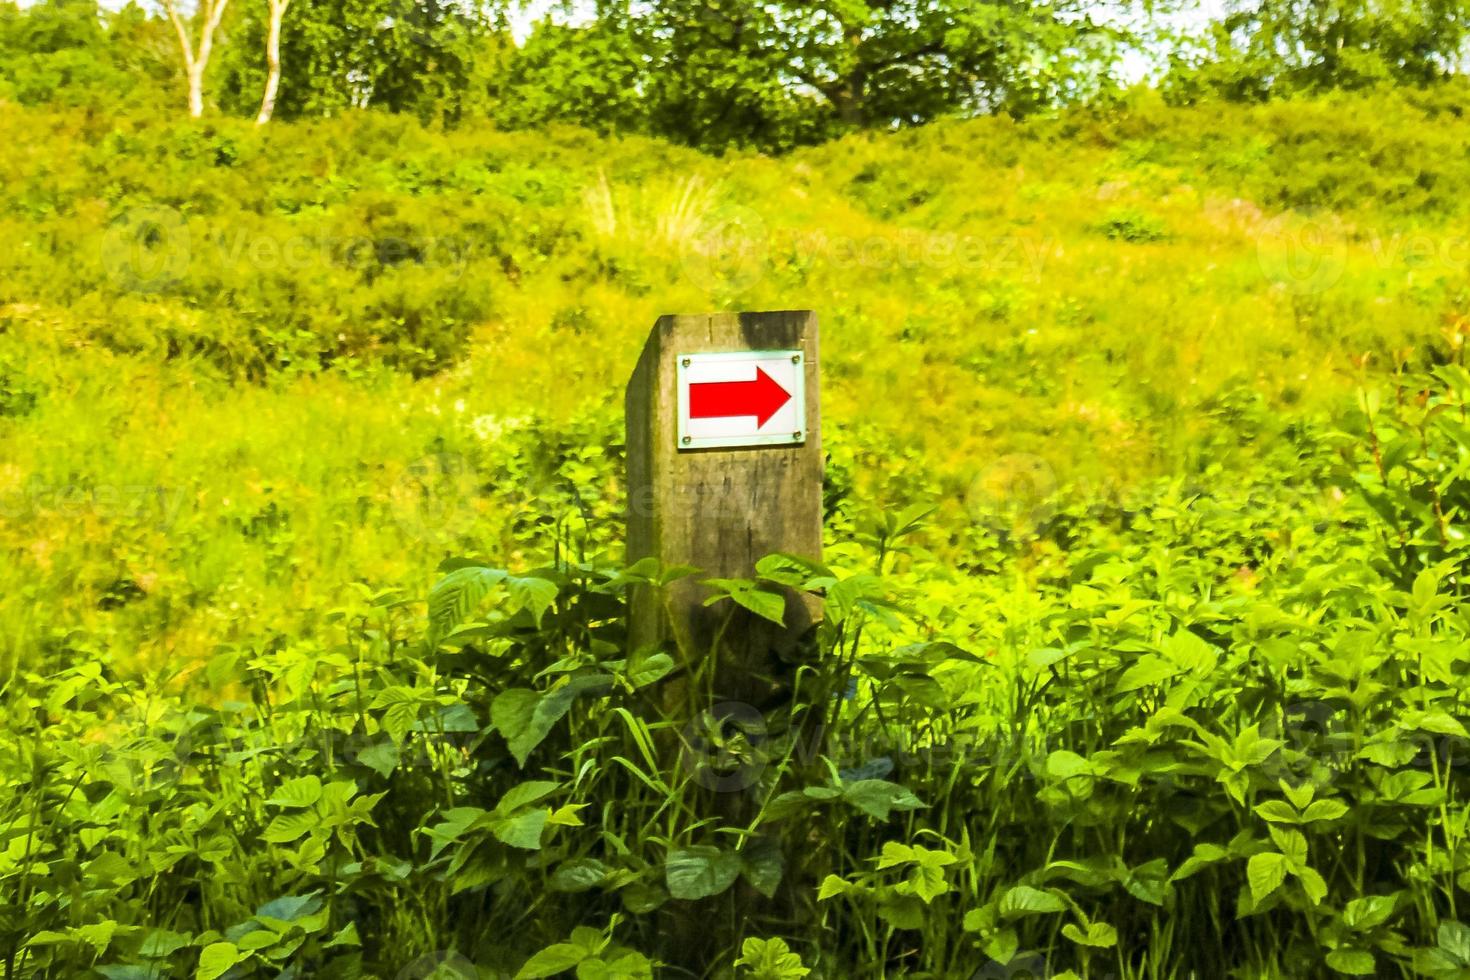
xmin=624 ymin=308 xmax=824 ymax=973
xmin=625 ymin=310 xmax=823 ymax=715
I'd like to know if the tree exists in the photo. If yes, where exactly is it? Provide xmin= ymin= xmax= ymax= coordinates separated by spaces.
xmin=1174 ymin=0 xmax=1470 ymax=99
xmin=524 ymin=0 xmax=1152 ymax=152
xmin=254 ymin=0 xmax=290 ymax=122
xmin=161 ymin=0 xmax=230 ymax=116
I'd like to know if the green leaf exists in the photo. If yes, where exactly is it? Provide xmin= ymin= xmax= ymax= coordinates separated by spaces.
xmin=139 ymin=929 xmax=190 ymax=959
xmin=1247 ymin=852 xmax=1287 ymax=903
xmin=875 ymin=841 xmax=916 ymax=869
xmin=265 ymin=775 xmax=322 ymax=809
xmin=734 ymin=936 xmax=810 ymax=979
xmin=430 ymin=565 xmax=508 ymax=642
xmin=816 ymin=875 xmax=850 ymax=901
xmin=626 ymin=652 xmax=675 ymax=688
xmin=261 ymin=811 xmax=318 ymax=844
xmin=876 ymin=894 xmax=925 ymax=929
xmin=703 ymin=578 xmax=787 ymax=625
xmin=1253 ymin=800 xmax=1300 ymax=824
xmin=492 ymin=686 xmax=580 ymax=768
xmin=496 ymin=780 xmax=560 ymax=814
xmin=841 ymin=779 xmax=925 ymax=821
xmin=1170 ymin=842 xmax=1229 ymax=882
xmin=665 ymin=845 xmax=742 ymax=900
xmin=1046 ymin=750 xmax=1094 ymax=780
xmin=741 ymin=839 xmax=785 ymax=899
xmin=516 ymin=942 xmax=589 ymax=979
xmin=1114 ymin=654 xmax=1184 ymax=693
xmin=324 ymin=922 xmax=361 ymax=949
xmin=754 ymin=552 xmax=832 ymax=587
xmin=1301 ymin=799 xmax=1349 ymax=823
xmin=1341 ymin=895 xmax=1397 ymax=930
xmin=1161 ymin=629 xmax=1218 ymax=674
xmin=1439 ymin=921 xmax=1470 ymax=963
xmin=550 ymin=858 xmax=609 ymax=893
xmin=1297 ymin=866 xmax=1328 ymax=905
xmin=999 ymin=885 xmax=1066 ymax=918
xmin=910 ymin=860 xmax=950 ymax=903
xmin=195 ymin=942 xmax=241 ymax=980
xmin=1062 ymin=921 xmax=1118 ymax=948
xmin=578 ymin=952 xmax=653 ymax=980
xmin=494 ymin=809 xmax=550 ymax=850
xmin=506 ymin=574 xmax=560 ymax=627
xmin=355 ymin=738 xmax=400 ymax=778
xmin=1324 ymin=949 xmax=1376 ymax=975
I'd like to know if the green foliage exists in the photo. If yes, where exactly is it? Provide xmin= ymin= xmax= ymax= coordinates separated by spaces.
xmin=6 ymin=93 xmax=1470 ymax=977
xmin=1170 ymin=0 xmax=1470 ymax=101
xmin=4 ymin=360 xmax=1470 ymax=975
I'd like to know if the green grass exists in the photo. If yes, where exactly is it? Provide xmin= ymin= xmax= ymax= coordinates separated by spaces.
xmin=1 ymin=87 xmax=1470 ymax=979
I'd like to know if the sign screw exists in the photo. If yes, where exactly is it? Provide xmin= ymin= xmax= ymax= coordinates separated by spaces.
xmin=792 ymin=432 xmax=802 ymax=440
xmin=791 ymin=355 xmax=800 ymax=363
xmin=682 ymin=436 xmax=692 ymax=445
xmin=682 ymin=358 xmax=691 ymax=367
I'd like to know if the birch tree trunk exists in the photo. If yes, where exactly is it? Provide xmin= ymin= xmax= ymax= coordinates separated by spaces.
xmin=255 ymin=0 xmax=290 ymax=125
xmin=163 ymin=0 xmax=232 ymax=119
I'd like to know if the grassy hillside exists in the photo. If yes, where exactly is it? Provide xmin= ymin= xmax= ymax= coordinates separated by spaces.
xmin=2 ymin=87 xmax=1469 ymax=676
xmin=3 ymin=88 xmax=1470 ymax=980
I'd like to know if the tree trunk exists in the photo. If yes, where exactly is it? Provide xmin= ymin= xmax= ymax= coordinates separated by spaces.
xmin=164 ymin=0 xmax=231 ymax=119
xmin=255 ymin=0 xmax=288 ymax=125
xmin=187 ymin=64 xmax=205 ymax=118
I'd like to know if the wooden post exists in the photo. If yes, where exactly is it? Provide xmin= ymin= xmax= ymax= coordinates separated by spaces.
xmin=625 ymin=309 xmax=823 ymax=974
xmin=625 ymin=310 xmax=823 ymax=714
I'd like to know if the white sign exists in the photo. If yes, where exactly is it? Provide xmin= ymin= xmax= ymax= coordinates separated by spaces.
xmin=675 ymin=350 xmax=806 ymax=450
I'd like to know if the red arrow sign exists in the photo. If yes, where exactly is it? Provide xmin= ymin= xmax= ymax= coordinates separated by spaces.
xmin=689 ymin=367 xmax=792 ymax=428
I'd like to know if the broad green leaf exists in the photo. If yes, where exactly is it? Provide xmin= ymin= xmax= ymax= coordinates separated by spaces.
xmin=1062 ymin=921 xmax=1118 ymax=948
xmin=506 ymin=574 xmax=560 ymax=627
xmin=626 ymin=652 xmax=675 ymax=688
xmin=492 ymin=688 xmax=575 ymax=768
xmin=429 ymin=565 xmax=508 ymax=642
xmin=734 ymin=936 xmax=810 ymax=979
xmin=741 ymin=839 xmax=785 ymax=899
xmin=1439 ymin=921 xmax=1470 ymax=963
xmin=665 ymin=845 xmax=742 ymax=901
xmin=1046 ymin=750 xmax=1094 ymax=780
xmin=139 ymin=929 xmax=190 ymax=959
xmin=1114 ymin=654 xmax=1184 ymax=693
xmin=496 ymin=780 xmax=560 ymax=814
xmin=550 ymin=858 xmax=609 ymax=893
xmin=876 ymin=841 xmax=916 ymax=869
xmin=261 ymin=812 xmax=318 ymax=844
xmin=1297 ymin=866 xmax=1328 ymax=905
xmin=817 ymin=875 xmax=850 ymax=901
xmin=265 ymin=775 xmax=322 ymax=809
xmin=494 ymin=809 xmax=549 ymax=850
xmin=1000 ymin=885 xmax=1066 ymax=918
xmin=195 ymin=942 xmax=241 ymax=980
xmin=1162 ymin=629 xmax=1218 ymax=674
xmin=1342 ymin=895 xmax=1397 ymax=930
xmin=876 ymin=894 xmax=925 ymax=929
xmin=1301 ymin=799 xmax=1349 ymax=823
xmin=516 ymin=943 xmax=588 ymax=979
xmin=703 ymin=578 xmax=787 ymax=625
xmin=1247 ymin=853 xmax=1287 ymax=903
xmin=578 ymin=952 xmax=654 ymax=980
xmin=1324 ymin=949 xmax=1376 ymax=975
xmin=1253 ymin=800 xmax=1300 ymax=824
xmin=841 ymin=779 xmax=925 ymax=821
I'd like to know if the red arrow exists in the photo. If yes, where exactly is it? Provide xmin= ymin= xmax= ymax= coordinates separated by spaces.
xmin=689 ymin=367 xmax=792 ymax=428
